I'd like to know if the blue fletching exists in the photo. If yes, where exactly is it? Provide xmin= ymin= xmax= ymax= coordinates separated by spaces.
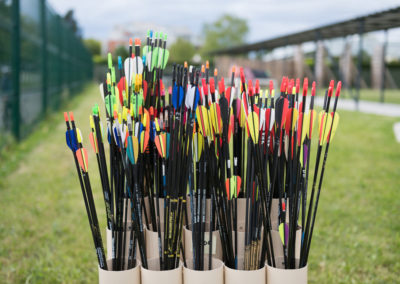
xmin=68 ymin=129 xmax=78 ymax=151
xmin=66 ymin=130 xmax=72 ymax=150
xmin=172 ymin=83 xmax=178 ymax=109
xmin=118 ymin=56 xmax=122 ymax=70
xmin=178 ymin=86 xmax=184 ymax=107
xmin=107 ymin=127 xmax=111 ymax=144
xmin=149 ymin=30 xmax=153 ymax=38
xmin=113 ymin=128 xmax=120 ymax=148
xmin=142 ymin=55 xmax=146 ymax=65
xmin=127 ymin=136 xmax=135 ymax=164
xmin=193 ymin=87 xmax=200 ymax=111
xmin=166 ymin=132 xmax=170 ymax=159
xmin=150 ymin=121 xmax=156 ymax=141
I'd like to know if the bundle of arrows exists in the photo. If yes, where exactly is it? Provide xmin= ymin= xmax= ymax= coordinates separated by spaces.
xmin=64 ymin=31 xmax=341 ymax=273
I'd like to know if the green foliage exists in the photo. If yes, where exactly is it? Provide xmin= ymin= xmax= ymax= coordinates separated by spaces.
xmin=114 ymin=45 xmax=129 ymax=60
xmin=169 ymin=37 xmax=196 ymax=64
xmin=84 ymin=39 xmax=101 ymax=56
xmin=201 ymin=14 xmax=249 ymax=59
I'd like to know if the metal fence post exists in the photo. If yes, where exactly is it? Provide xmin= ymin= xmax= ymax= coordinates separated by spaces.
xmin=41 ymin=0 xmax=47 ymax=113
xmin=11 ymin=0 xmax=20 ymax=140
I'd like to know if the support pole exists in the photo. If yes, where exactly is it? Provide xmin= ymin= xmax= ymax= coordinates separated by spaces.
xmin=380 ymin=29 xmax=388 ymax=103
xmin=11 ymin=0 xmax=20 ymax=140
xmin=355 ymin=19 xmax=365 ymax=109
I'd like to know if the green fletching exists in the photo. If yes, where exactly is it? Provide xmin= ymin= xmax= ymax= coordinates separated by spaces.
xmin=157 ymin=48 xmax=164 ymax=68
xmin=152 ymin=47 xmax=159 ymax=70
xmin=164 ymin=33 xmax=167 ymax=40
xmin=111 ymin=67 xmax=116 ymax=84
xmin=143 ymin=46 xmax=148 ymax=56
xmin=147 ymin=30 xmax=150 ymax=37
xmin=105 ymin=96 xmax=111 ymax=116
xmin=107 ymin=53 xmax=112 ymax=69
xmin=165 ymin=90 xmax=169 ymax=106
xmin=155 ymin=31 xmax=158 ymax=38
xmin=162 ymin=50 xmax=169 ymax=69
xmin=92 ymin=104 xmax=99 ymax=116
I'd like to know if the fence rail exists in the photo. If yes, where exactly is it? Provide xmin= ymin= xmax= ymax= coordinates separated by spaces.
xmin=0 ymin=0 xmax=92 ymax=146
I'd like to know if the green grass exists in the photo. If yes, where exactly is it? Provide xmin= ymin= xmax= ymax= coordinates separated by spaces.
xmin=0 ymin=82 xmax=399 ymax=283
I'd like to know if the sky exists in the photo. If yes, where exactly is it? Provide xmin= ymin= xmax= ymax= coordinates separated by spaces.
xmin=51 ymin=0 xmax=400 ymax=44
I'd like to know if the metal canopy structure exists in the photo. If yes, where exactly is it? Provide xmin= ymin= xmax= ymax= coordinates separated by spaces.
xmin=212 ymin=6 xmax=400 ymax=55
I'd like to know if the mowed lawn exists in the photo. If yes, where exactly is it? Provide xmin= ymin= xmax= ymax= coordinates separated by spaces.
xmin=0 ymin=83 xmax=399 ymax=283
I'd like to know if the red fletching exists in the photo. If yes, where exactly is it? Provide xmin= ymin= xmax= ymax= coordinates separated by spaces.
xmin=280 ymin=98 xmax=289 ymax=128
xmin=228 ymin=113 xmax=234 ymax=142
xmin=240 ymin=67 xmax=245 ymax=83
xmin=296 ymin=78 xmax=300 ymax=94
xmin=302 ymin=78 xmax=308 ymax=96
xmin=129 ymin=38 xmax=133 ymax=46
xmin=328 ymin=80 xmax=334 ymax=97
xmin=218 ymin=80 xmax=224 ymax=95
xmin=226 ymin=179 xmax=230 ymax=200
xmin=253 ymin=105 xmax=259 ymax=117
xmin=64 ymin=112 xmax=69 ymax=122
xmin=311 ymin=82 xmax=316 ymax=96
xmin=285 ymin=109 xmax=293 ymax=136
xmin=248 ymin=80 xmax=253 ymax=97
xmin=149 ymin=106 xmax=154 ymax=117
xmin=237 ymin=176 xmax=242 ymax=196
xmin=226 ymin=87 xmax=231 ymax=105
xmin=89 ymin=132 xmax=98 ymax=153
xmin=255 ymin=79 xmax=260 ymax=94
xmin=335 ymin=81 xmax=342 ymax=97
xmin=282 ymin=201 xmax=286 ymax=211
xmin=134 ymin=38 xmax=140 ymax=46
xmin=210 ymin=78 xmax=215 ymax=94
xmin=269 ymin=80 xmax=274 ymax=94
xmin=202 ymin=78 xmax=208 ymax=96
xmin=117 ymin=78 xmax=125 ymax=106
xmin=287 ymin=80 xmax=293 ymax=95
xmin=280 ymin=77 xmax=287 ymax=93
xmin=69 ymin=112 xmax=75 ymax=121
xmin=143 ymin=80 xmax=148 ymax=101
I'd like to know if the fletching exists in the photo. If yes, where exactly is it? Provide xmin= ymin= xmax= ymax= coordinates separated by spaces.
xmin=127 ymin=136 xmax=135 ymax=164
xmin=132 ymin=57 xmax=144 ymax=75
xmin=89 ymin=132 xmax=98 ymax=153
xmin=124 ymin=58 xmax=134 ymax=85
xmin=99 ymin=83 xmax=105 ymax=102
xmin=327 ymin=113 xmax=340 ymax=142
xmin=66 ymin=129 xmax=78 ymax=151
xmin=132 ymin=136 xmax=139 ymax=163
xmin=247 ymin=112 xmax=259 ymax=144
xmin=185 ymin=86 xmax=196 ymax=109
xmin=76 ymin=148 xmax=88 ymax=172
xmin=279 ymin=223 xmax=285 ymax=244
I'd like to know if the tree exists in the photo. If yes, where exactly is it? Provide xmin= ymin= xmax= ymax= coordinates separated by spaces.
xmin=201 ymin=14 xmax=249 ymax=58
xmin=115 ymin=45 xmax=129 ymax=59
xmin=84 ymin=39 xmax=101 ymax=56
xmin=169 ymin=38 xmax=196 ymax=64
xmin=63 ymin=10 xmax=81 ymax=37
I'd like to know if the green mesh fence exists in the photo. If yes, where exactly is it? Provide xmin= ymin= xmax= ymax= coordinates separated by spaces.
xmin=0 ymin=0 xmax=92 ymax=146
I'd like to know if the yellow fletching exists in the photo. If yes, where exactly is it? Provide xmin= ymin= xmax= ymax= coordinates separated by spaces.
xmin=155 ymin=118 xmax=160 ymax=132
xmin=89 ymin=115 xmax=95 ymax=130
xmin=202 ymin=106 xmax=209 ymax=137
xmin=132 ymin=136 xmax=139 ymax=163
xmin=247 ymin=112 xmax=259 ymax=143
xmin=77 ymin=128 xmax=83 ymax=143
xmin=122 ymin=107 xmax=128 ymax=121
xmin=292 ymin=108 xmax=299 ymax=131
xmin=301 ymin=112 xmax=310 ymax=143
xmin=329 ymin=113 xmax=340 ymax=142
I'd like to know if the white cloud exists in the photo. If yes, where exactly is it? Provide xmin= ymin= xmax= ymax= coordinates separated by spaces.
xmin=50 ymin=0 xmax=400 ymax=44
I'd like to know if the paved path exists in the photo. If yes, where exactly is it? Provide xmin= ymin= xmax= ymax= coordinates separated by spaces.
xmin=314 ymin=97 xmax=400 ymax=117
xmin=314 ymin=97 xmax=400 ymax=142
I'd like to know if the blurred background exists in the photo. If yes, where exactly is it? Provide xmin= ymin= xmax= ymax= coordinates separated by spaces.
xmin=0 ymin=0 xmax=399 ymax=283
